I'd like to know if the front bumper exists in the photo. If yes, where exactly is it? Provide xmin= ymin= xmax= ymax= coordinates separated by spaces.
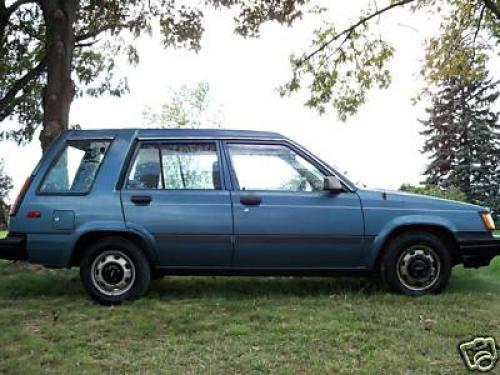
xmin=457 ymin=231 xmax=500 ymax=268
xmin=0 ymin=234 xmax=27 ymax=261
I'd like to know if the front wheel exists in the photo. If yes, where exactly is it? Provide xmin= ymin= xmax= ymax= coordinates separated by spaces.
xmin=380 ymin=232 xmax=452 ymax=296
xmin=80 ymin=237 xmax=151 ymax=305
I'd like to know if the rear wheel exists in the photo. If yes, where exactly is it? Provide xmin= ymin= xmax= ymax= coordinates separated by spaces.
xmin=380 ymin=232 xmax=452 ymax=296
xmin=80 ymin=237 xmax=151 ymax=305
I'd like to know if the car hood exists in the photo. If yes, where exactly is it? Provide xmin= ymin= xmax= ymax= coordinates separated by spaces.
xmin=356 ymin=188 xmax=485 ymax=211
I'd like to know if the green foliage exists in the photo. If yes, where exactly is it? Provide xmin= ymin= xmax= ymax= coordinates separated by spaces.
xmin=143 ymin=82 xmax=223 ymax=129
xmin=0 ymin=0 xmax=308 ymax=145
xmin=400 ymin=184 xmax=468 ymax=202
xmin=0 ymin=259 xmax=500 ymax=372
xmin=2 ymin=0 xmax=500 ymax=137
xmin=421 ymin=1 xmax=492 ymax=85
xmin=280 ymin=16 xmax=394 ymax=119
xmin=0 ymin=158 xmax=12 ymax=199
xmin=280 ymin=0 xmax=500 ymax=120
xmin=420 ymin=75 xmax=500 ymax=215
xmin=0 ymin=158 xmax=11 ymax=226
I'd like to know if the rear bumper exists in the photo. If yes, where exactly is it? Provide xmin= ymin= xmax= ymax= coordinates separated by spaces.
xmin=457 ymin=232 xmax=500 ymax=268
xmin=0 ymin=234 xmax=27 ymax=261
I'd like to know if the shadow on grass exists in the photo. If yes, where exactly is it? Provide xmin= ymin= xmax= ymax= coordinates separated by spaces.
xmin=0 ymin=261 xmax=385 ymax=301
xmin=149 ymin=276 xmax=386 ymax=301
xmin=0 ymin=261 xmax=498 ymax=301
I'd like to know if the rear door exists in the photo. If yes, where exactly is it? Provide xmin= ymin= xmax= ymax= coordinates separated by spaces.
xmin=121 ymin=140 xmax=233 ymax=267
xmin=224 ymin=141 xmax=364 ymax=269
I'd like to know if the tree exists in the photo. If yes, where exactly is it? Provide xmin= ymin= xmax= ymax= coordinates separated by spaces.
xmin=420 ymin=75 xmax=500 ymax=215
xmin=2 ymin=1 xmax=500 ymax=149
xmin=143 ymin=82 xmax=223 ymax=128
xmin=399 ymin=184 xmax=468 ymax=202
xmin=278 ymin=0 xmax=500 ymax=120
xmin=142 ymin=82 xmax=224 ymax=191
xmin=0 ymin=158 xmax=12 ymax=226
xmin=0 ymin=1 xmax=306 ymax=151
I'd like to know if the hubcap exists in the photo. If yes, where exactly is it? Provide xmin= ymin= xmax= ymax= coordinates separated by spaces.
xmin=396 ymin=245 xmax=441 ymax=291
xmin=91 ymin=250 xmax=135 ymax=297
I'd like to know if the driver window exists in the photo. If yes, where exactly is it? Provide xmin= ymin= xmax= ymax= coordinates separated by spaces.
xmin=227 ymin=143 xmax=325 ymax=191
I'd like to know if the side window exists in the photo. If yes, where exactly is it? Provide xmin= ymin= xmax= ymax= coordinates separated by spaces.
xmin=161 ymin=143 xmax=221 ymax=190
xmin=227 ymin=143 xmax=325 ymax=192
xmin=127 ymin=145 xmax=162 ymax=190
xmin=126 ymin=143 xmax=221 ymax=190
xmin=40 ymin=140 xmax=111 ymax=194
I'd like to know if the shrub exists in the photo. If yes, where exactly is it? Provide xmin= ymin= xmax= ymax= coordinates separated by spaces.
xmin=399 ymin=184 xmax=468 ymax=202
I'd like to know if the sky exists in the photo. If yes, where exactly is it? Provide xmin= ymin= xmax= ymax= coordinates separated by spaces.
xmin=0 ymin=2 xmax=446 ymax=201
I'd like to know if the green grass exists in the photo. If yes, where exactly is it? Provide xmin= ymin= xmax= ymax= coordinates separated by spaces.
xmin=0 ymin=230 xmax=6 ymax=239
xmin=0 ymin=260 xmax=499 ymax=373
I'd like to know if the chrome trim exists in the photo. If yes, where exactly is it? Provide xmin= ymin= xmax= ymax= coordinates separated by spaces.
xmin=396 ymin=245 xmax=441 ymax=291
xmin=67 ymin=136 xmax=116 ymax=141
xmin=91 ymin=250 xmax=136 ymax=297
xmin=136 ymin=136 xmax=284 ymax=141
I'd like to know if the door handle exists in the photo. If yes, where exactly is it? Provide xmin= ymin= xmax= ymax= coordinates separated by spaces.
xmin=240 ymin=196 xmax=262 ymax=206
xmin=131 ymin=195 xmax=152 ymax=205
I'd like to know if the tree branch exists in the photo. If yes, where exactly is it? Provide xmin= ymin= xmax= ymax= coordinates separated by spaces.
xmin=298 ymin=0 xmax=416 ymax=66
xmin=0 ymin=0 xmax=36 ymax=41
xmin=6 ymin=0 xmax=34 ymax=15
xmin=0 ymin=56 xmax=47 ymax=121
xmin=482 ymin=0 xmax=500 ymax=20
xmin=473 ymin=5 xmax=486 ymax=46
xmin=75 ymin=23 xmax=127 ymax=42
xmin=75 ymin=38 xmax=101 ymax=48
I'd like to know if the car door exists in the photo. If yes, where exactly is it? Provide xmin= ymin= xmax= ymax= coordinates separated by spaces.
xmin=121 ymin=140 xmax=233 ymax=267
xmin=224 ymin=141 xmax=364 ymax=269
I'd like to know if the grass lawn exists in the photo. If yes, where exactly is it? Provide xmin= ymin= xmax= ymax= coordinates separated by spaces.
xmin=0 ymin=258 xmax=499 ymax=373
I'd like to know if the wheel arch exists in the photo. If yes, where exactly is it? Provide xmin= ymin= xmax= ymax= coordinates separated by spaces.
xmin=70 ymin=230 xmax=158 ymax=267
xmin=372 ymin=224 xmax=460 ymax=271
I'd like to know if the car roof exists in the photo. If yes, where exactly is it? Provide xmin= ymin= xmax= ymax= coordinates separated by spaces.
xmin=66 ymin=128 xmax=286 ymax=140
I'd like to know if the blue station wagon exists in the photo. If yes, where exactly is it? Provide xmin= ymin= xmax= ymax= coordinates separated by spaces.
xmin=1 ymin=129 xmax=499 ymax=304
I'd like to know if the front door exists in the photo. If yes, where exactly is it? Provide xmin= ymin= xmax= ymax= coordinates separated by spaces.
xmin=121 ymin=141 xmax=233 ymax=267
xmin=225 ymin=141 xmax=364 ymax=269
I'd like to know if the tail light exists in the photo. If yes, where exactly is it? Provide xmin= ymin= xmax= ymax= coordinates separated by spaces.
xmin=9 ymin=175 xmax=33 ymax=216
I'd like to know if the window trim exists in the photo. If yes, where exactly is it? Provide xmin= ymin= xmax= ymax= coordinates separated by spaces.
xmin=123 ymin=140 xmax=225 ymax=192
xmin=36 ymin=139 xmax=113 ymax=196
xmin=130 ymin=137 xmax=356 ymax=191
xmin=223 ymin=140 xmax=347 ymax=193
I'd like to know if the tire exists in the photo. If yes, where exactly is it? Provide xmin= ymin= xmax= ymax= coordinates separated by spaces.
xmin=80 ymin=237 xmax=151 ymax=305
xmin=380 ymin=231 xmax=452 ymax=296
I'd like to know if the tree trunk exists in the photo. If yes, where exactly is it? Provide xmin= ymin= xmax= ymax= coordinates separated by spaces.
xmin=39 ymin=0 xmax=78 ymax=152
xmin=0 ymin=3 xmax=8 ymax=42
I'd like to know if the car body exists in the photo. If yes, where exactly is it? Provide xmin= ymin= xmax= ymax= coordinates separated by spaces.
xmin=1 ymin=129 xmax=499 ymax=304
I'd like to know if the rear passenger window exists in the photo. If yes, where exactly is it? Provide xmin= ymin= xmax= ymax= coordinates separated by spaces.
xmin=126 ymin=143 xmax=221 ymax=190
xmin=39 ymin=140 xmax=111 ymax=194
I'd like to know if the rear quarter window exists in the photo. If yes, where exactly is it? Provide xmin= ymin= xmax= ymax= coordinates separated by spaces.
xmin=39 ymin=140 xmax=111 ymax=194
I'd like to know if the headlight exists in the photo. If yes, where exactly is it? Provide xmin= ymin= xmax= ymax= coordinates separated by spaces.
xmin=480 ymin=212 xmax=496 ymax=230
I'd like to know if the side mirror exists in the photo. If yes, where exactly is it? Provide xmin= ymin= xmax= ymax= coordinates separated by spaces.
xmin=323 ymin=176 xmax=344 ymax=192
